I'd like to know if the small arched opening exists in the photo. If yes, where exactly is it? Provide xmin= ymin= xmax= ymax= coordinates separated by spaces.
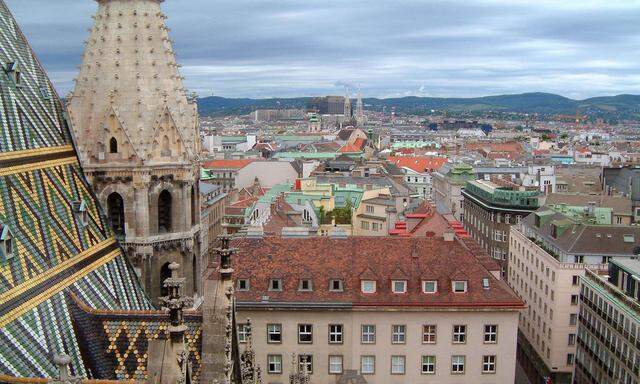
xmin=192 ymin=254 xmax=198 ymax=295
xmin=109 ymin=137 xmax=118 ymax=154
xmin=191 ymin=185 xmax=197 ymax=226
xmin=157 ymin=190 xmax=172 ymax=233
xmin=160 ymin=262 xmax=171 ymax=297
xmin=107 ymin=192 xmax=125 ymax=236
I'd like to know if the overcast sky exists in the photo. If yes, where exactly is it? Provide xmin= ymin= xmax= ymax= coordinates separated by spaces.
xmin=5 ymin=0 xmax=640 ymax=99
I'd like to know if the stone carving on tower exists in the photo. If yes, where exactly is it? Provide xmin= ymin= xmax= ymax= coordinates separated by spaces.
xmin=67 ymin=0 xmax=203 ymax=300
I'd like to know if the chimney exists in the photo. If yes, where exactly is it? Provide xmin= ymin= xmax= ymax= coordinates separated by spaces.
xmin=443 ymin=230 xmax=455 ymax=242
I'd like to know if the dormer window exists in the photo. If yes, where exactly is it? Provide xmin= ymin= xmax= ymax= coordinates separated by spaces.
xmin=452 ymin=280 xmax=468 ymax=293
xmin=0 ymin=225 xmax=14 ymax=262
xmin=5 ymin=62 xmax=21 ymax=86
xmin=237 ymin=278 xmax=249 ymax=291
xmin=269 ymin=279 xmax=282 ymax=291
xmin=392 ymin=280 xmax=407 ymax=294
xmin=73 ymin=200 xmax=89 ymax=227
xmin=329 ymin=279 xmax=343 ymax=292
xmin=422 ymin=280 xmax=438 ymax=294
xmin=299 ymin=279 xmax=313 ymax=291
xmin=361 ymin=280 xmax=376 ymax=294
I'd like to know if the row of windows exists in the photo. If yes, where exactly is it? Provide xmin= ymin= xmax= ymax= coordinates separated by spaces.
xmin=360 ymin=220 xmax=383 ymax=231
xmin=239 ymin=323 xmax=499 ymax=345
xmin=265 ymin=354 xmax=498 ymax=375
xmin=238 ymin=278 xmax=476 ymax=294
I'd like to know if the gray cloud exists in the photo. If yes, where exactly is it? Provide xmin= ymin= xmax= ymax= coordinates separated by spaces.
xmin=5 ymin=0 xmax=640 ymax=98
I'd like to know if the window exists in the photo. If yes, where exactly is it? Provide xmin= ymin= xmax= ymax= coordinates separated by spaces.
xmin=109 ymin=137 xmax=118 ymax=154
xmin=482 ymin=355 xmax=496 ymax=373
xmin=569 ymin=314 xmax=577 ymax=326
xmin=157 ymin=190 xmax=172 ymax=233
xmin=392 ymin=325 xmax=406 ymax=344
xmin=361 ymin=325 xmax=375 ymax=343
xmin=267 ymin=354 xmax=282 ymax=374
xmin=366 ymin=204 xmax=374 ymax=213
xmin=329 ymin=279 xmax=343 ymax=292
xmin=568 ymin=333 xmax=576 ymax=346
xmin=237 ymin=279 xmax=249 ymax=291
xmin=372 ymin=222 xmax=379 ymax=231
xmin=452 ymin=280 xmax=467 ymax=293
xmin=484 ymin=325 xmax=497 ymax=343
xmin=298 ymin=324 xmax=313 ymax=343
xmin=298 ymin=354 xmax=313 ymax=374
xmin=422 ymin=280 xmax=437 ymax=293
xmin=453 ymin=325 xmax=466 ymax=343
xmin=329 ymin=324 xmax=343 ymax=344
xmin=422 ymin=325 xmax=436 ymax=344
xmin=451 ymin=355 xmax=465 ymax=374
xmin=482 ymin=278 xmax=490 ymax=289
xmin=391 ymin=355 xmax=405 ymax=375
xmin=0 ymin=225 xmax=14 ymax=261
xmin=329 ymin=355 xmax=343 ymax=374
xmin=361 ymin=355 xmax=375 ymax=374
xmin=361 ymin=280 xmax=376 ymax=293
xmin=73 ymin=200 xmax=89 ymax=228
xmin=421 ymin=355 xmax=436 ymax=374
xmin=267 ymin=324 xmax=282 ymax=343
xmin=571 ymin=294 xmax=578 ymax=305
xmin=269 ymin=279 xmax=282 ymax=291
xmin=566 ymin=353 xmax=574 ymax=365
xmin=392 ymin=280 xmax=407 ymax=293
xmin=106 ymin=193 xmax=125 ymax=236
xmin=572 ymin=275 xmax=579 ymax=286
xmin=361 ymin=221 xmax=369 ymax=230
xmin=238 ymin=323 xmax=249 ymax=343
xmin=299 ymin=279 xmax=313 ymax=291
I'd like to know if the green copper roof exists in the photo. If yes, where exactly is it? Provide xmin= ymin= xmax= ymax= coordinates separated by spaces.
xmin=464 ymin=180 xmax=541 ymax=209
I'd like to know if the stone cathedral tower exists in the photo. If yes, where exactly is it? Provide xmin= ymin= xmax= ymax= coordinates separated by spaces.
xmin=67 ymin=0 xmax=202 ymax=300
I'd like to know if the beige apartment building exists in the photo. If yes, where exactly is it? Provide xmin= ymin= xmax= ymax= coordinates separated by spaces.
xmin=508 ymin=206 xmax=640 ymax=384
xmin=232 ymin=235 xmax=524 ymax=383
xmin=353 ymin=192 xmax=398 ymax=236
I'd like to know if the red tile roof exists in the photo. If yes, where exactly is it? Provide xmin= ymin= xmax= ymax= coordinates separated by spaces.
xmin=203 ymin=159 xmax=254 ymax=169
xmin=231 ymin=236 xmax=523 ymax=309
xmin=387 ymin=156 xmax=448 ymax=173
xmin=339 ymin=138 xmax=367 ymax=153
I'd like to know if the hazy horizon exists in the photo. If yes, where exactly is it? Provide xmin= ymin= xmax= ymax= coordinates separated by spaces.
xmin=6 ymin=0 xmax=640 ymax=99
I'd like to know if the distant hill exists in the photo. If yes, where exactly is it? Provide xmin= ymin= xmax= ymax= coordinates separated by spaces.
xmin=197 ymin=92 xmax=640 ymax=120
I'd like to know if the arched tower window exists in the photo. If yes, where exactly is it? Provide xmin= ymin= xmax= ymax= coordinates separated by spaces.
xmin=161 ymin=135 xmax=170 ymax=157
xmin=191 ymin=186 xmax=197 ymax=226
xmin=109 ymin=137 xmax=118 ymax=154
xmin=160 ymin=262 xmax=171 ymax=297
xmin=192 ymin=254 xmax=198 ymax=295
xmin=107 ymin=192 xmax=125 ymax=236
xmin=158 ymin=190 xmax=172 ymax=233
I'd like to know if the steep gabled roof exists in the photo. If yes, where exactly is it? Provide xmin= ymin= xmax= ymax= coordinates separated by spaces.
xmin=0 ymin=1 xmax=151 ymax=379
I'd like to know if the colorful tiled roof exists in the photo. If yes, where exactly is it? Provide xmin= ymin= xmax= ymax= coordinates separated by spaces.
xmin=231 ymin=236 xmax=524 ymax=309
xmin=0 ymin=1 xmax=151 ymax=378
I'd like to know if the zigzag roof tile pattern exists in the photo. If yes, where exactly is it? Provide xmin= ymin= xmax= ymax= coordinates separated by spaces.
xmin=0 ymin=0 xmax=152 ymax=378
